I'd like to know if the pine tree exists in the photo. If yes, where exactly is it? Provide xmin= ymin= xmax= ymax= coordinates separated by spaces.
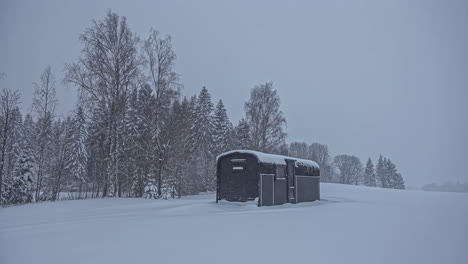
xmin=124 ymin=87 xmax=143 ymax=197
xmin=143 ymin=180 xmax=157 ymax=199
xmin=394 ymin=172 xmax=406 ymax=190
xmin=182 ymin=96 xmax=201 ymax=195
xmin=49 ymin=119 xmax=70 ymax=201
xmin=386 ymin=159 xmax=394 ymax=188
xmin=385 ymin=159 xmax=405 ymax=189
xmin=10 ymin=149 xmax=35 ymax=204
xmin=363 ymin=158 xmax=377 ymax=187
xmin=22 ymin=114 xmax=36 ymax=148
xmin=234 ymin=118 xmax=251 ymax=150
xmin=4 ymin=107 xmax=23 ymax=183
xmin=213 ymin=99 xmax=233 ymax=156
xmin=188 ymin=87 xmax=216 ymax=192
xmin=376 ymin=155 xmax=385 ymax=188
xmin=189 ymin=87 xmax=215 ymax=153
xmin=67 ymin=107 xmax=89 ymax=197
xmin=0 ymin=173 xmax=13 ymax=204
xmin=86 ymin=102 xmax=109 ymax=198
xmin=163 ymin=97 xmax=197 ymax=197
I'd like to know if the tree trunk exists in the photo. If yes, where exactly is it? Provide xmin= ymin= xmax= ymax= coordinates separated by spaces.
xmin=157 ymin=159 xmax=163 ymax=197
xmin=0 ymin=113 xmax=9 ymax=204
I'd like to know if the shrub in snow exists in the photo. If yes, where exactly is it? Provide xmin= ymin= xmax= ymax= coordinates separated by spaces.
xmin=160 ymin=183 xmax=176 ymax=200
xmin=144 ymin=182 xmax=158 ymax=199
xmin=38 ymin=190 xmax=52 ymax=202
xmin=2 ymin=152 xmax=35 ymax=204
xmin=1 ymin=175 xmax=14 ymax=204
xmin=107 ymin=184 xmax=116 ymax=197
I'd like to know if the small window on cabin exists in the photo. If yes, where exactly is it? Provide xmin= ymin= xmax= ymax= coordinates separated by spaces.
xmin=231 ymin=159 xmax=246 ymax=173
xmin=233 ymin=166 xmax=244 ymax=172
xmin=276 ymin=165 xmax=285 ymax=180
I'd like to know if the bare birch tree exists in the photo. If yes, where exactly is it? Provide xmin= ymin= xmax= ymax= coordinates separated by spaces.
xmin=309 ymin=142 xmax=334 ymax=182
xmin=32 ymin=66 xmax=57 ymax=201
xmin=333 ymin=154 xmax=363 ymax=185
xmin=0 ymin=87 xmax=21 ymax=204
xmin=245 ymin=82 xmax=286 ymax=153
xmin=289 ymin=142 xmax=309 ymax=159
xmin=141 ymin=29 xmax=181 ymax=196
xmin=65 ymin=11 xmax=139 ymax=197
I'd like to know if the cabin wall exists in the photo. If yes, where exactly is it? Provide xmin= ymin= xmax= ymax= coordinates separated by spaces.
xmin=217 ymin=151 xmax=320 ymax=206
xmin=274 ymin=166 xmax=287 ymax=205
xmin=259 ymin=164 xmax=320 ymax=206
xmin=217 ymin=154 xmax=259 ymax=202
xmin=296 ymin=175 xmax=320 ymax=202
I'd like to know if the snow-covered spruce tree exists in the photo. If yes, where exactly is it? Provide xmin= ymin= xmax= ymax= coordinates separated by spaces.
xmin=1 ymin=113 xmax=36 ymax=204
xmin=1 ymin=173 xmax=13 ymax=204
xmin=163 ymin=98 xmax=194 ymax=198
xmin=376 ymin=155 xmax=385 ymax=188
xmin=49 ymin=119 xmax=71 ymax=201
xmin=66 ymin=106 xmax=88 ymax=198
xmin=9 ymin=148 xmax=35 ymax=204
xmin=382 ymin=157 xmax=390 ymax=188
xmin=124 ymin=87 xmax=144 ymax=198
xmin=86 ymin=102 xmax=109 ymax=198
xmin=385 ymin=159 xmax=405 ymax=189
xmin=22 ymin=114 xmax=36 ymax=149
xmin=182 ymin=95 xmax=201 ymax=195
xmin=393 ymin=172 xmax=405 ymax=189
xmin=188 ymin=87 xmax=216 ymax=192
xmin=234 ymin=118 xmax=251 ymax=150
xmin=180 ymin=97 xmax=197 ymax=196
xmin=5 ymin=108 xmax=24 ymax=180
xmin=143 ymin=180 xmax=157 ymax=199
xmin=213 ymin=100 xmax=234 ymax=156
xmin=385 ymin=159 xmax=396 ymax=189
xmin=112 ymin=85 xmax=137 ymax=198
xmin=363 ymin=158 xmax=377 ymax=187
xmin=129 ymin=84 xmax=159 ymax=197
xmin=244 ymin=82 xmax=286 ymax=153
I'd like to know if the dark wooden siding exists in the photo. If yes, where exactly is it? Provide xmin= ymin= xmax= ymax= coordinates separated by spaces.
xmin=217 ymin=153 xmax=259 ymax=202
xmin=217 ymin=151 xmax=320 ymax=206
xmin=296 ymin=176 xmax=320 ymax=202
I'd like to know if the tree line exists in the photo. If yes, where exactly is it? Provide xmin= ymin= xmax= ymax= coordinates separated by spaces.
xmin=288 ymin=142 xmax=405 ymax=189
xmin=0 ymin=11 xmax=404 ymax=206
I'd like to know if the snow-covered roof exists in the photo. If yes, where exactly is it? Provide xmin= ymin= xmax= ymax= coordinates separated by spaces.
xmin=217 ymin=150 xmax=319 ymax=169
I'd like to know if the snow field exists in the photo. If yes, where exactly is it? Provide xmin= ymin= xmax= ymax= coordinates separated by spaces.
xmin=1 ymin=183 xmax=467 ymax=264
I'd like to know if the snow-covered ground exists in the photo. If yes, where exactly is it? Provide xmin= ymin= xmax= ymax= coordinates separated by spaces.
xmin=1 ymin=183 xmax=467 ymax=264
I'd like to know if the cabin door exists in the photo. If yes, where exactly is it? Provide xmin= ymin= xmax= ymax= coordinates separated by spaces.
xmin=286 ymin=160 xmax=296 ymax=204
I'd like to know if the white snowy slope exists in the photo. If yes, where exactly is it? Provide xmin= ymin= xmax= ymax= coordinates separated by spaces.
xmin=1 ymin=183 xmax=467 ymax=264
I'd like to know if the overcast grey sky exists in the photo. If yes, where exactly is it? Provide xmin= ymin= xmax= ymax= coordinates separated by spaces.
xmin=1 ymin=0 xmax=467 ymax=187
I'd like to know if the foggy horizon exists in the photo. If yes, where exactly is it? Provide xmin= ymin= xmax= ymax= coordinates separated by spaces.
xmin=1 ymin=0 xmax=467 ymax=187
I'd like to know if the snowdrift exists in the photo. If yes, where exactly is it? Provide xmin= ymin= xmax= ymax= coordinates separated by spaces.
xmin=1 ymin=183 xmax=467 ymax=264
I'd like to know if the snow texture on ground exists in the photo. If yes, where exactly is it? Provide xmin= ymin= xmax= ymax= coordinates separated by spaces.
xmin=1 ymin=183 xmax=467 ymax=264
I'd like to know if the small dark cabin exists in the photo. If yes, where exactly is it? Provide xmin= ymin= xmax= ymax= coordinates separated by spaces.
xmin=216 ymin=150 xmax=320 ymax=206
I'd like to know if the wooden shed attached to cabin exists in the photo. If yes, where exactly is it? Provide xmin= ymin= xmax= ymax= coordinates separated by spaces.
xmin=216 ymin=150 xmax=320 ymax=206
